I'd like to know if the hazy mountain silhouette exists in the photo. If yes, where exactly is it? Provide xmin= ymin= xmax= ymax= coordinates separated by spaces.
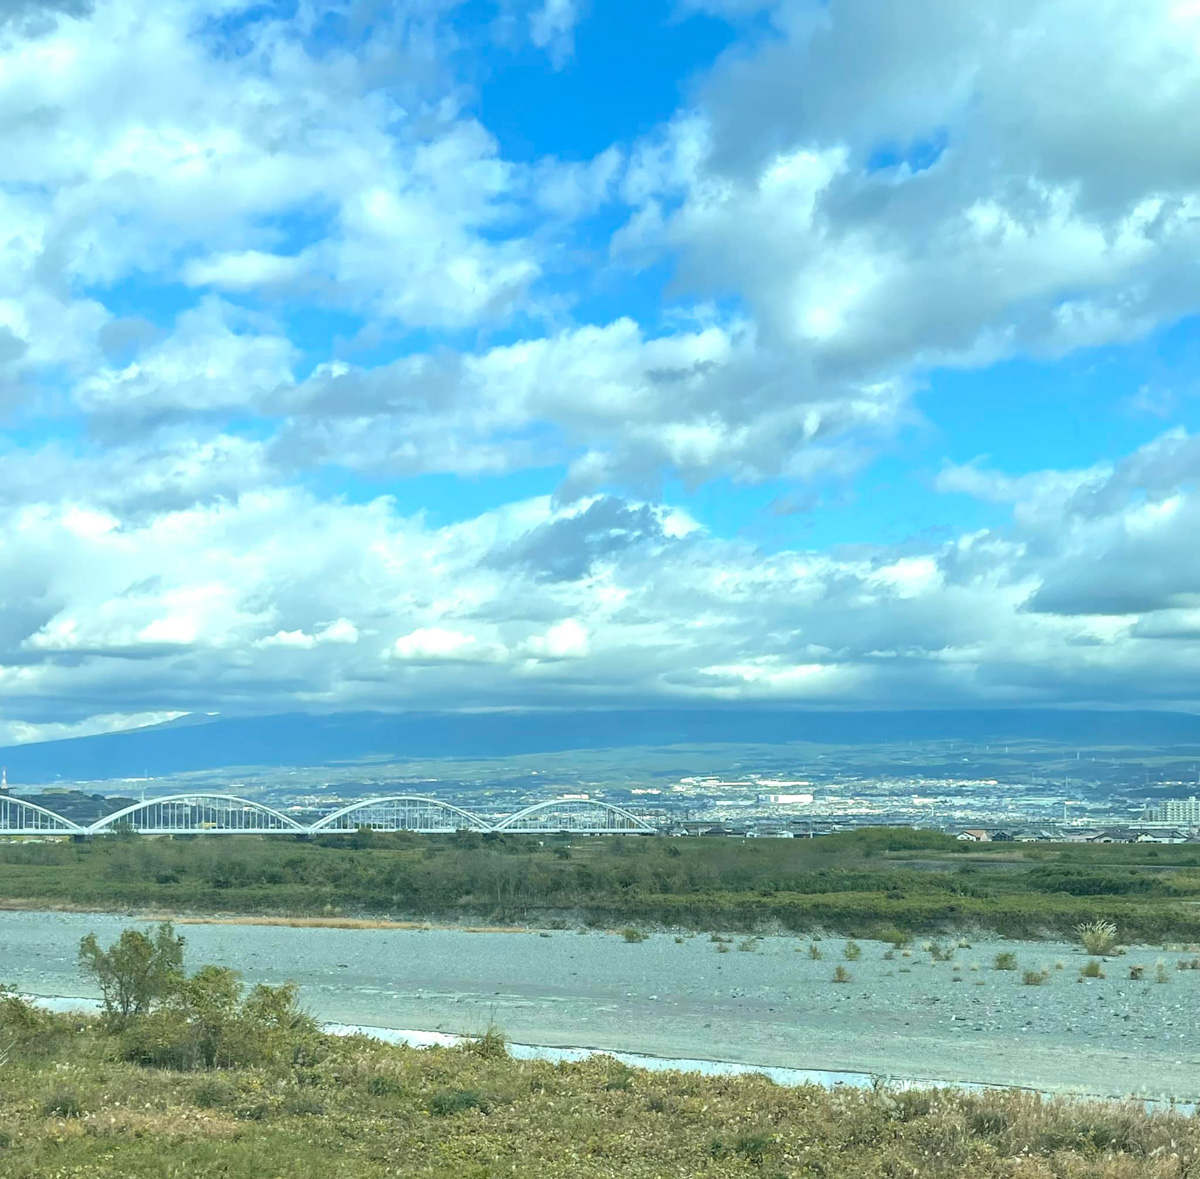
xmin=4 ymin=709 xmax=1200 ymax=784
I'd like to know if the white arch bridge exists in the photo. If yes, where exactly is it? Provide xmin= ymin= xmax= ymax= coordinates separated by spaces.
xmin=0 ymin=793 xmax=660 ymax=837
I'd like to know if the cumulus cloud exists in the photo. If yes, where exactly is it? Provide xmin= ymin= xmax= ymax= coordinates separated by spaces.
xmin=529 ymin=0 xmax=583 ymax=68
xmin=3 ymin=0 xmax=1200 ymax=737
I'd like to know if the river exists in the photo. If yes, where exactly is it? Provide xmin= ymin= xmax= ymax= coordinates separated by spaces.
xmin=3 ymin=911 xmax=1199 ymax=1102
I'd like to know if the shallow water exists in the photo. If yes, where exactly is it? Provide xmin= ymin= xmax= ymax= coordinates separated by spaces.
xmin=4 ymin=911 xmax=1200 ymax=1101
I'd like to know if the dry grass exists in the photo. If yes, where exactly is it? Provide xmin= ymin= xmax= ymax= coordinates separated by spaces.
xmin=3 ymin=1014 xmax=1200 ymax=1178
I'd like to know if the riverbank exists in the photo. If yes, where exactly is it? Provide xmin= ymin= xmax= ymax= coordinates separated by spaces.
xmin=9 ymin=829 xmax=1200 ymax=942
xmin=6 ymin=912 xmax=1200 ymax=1102
xmin=5 ymin=1006 xmax=1197 ymax=1179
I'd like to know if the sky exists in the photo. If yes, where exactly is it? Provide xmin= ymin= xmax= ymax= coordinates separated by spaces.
xmin=4 ymin=0 xmax=1200 ymax=744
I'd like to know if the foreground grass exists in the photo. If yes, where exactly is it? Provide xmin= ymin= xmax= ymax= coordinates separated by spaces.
xmin=3 ymin=1015 xmax=1200 ymax=1178
xmin=9 ymin=827 xmax=1200 ymax=939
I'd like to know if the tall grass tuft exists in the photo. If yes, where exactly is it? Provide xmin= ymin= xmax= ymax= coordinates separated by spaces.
xmin=1076 ymin=919 xmax=1118 ymax=956
xmin=832 ymin=966 xmax=852 ymax=984
xmin=994 ymin=952 xmax=1018 ymax=971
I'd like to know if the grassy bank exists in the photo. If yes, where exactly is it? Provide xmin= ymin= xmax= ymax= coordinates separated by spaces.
xmin=3 ymin=988 xmax=1200 ymax=1178
xmin=7 ymin=827 xmax=1200 ymax=940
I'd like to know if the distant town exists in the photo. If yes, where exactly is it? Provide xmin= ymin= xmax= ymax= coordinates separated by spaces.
xmin=6 ymin=741 xmax=1200 ymax=843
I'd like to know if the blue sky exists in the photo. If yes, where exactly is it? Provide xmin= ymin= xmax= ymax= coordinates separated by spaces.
xmin=3 ymin=0 xmax=1200 ymax=743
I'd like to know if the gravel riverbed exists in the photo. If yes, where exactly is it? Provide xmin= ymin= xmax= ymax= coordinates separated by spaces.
xmin=3 ymin=911 xmax=1198 ymax=1101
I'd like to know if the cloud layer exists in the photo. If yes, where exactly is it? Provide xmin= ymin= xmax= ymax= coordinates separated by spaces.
xmin=3 ymin=0 xmax=1200 ymax=740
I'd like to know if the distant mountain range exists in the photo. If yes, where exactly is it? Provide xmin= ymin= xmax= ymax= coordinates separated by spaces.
xmin=4 ymin=708 xmax=1200 ymax=784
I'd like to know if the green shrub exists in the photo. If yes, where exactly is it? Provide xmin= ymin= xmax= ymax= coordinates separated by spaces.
xmin=843 ymin=941 xmax=861 ymax=960
xmin=463 ymin=1024 xmax=507 ymax=1060
xmin=43 ymin=1090 xmax=84 ymax=1119
xmin=428 ymin=1088 xmax=487 ymax=1116
xmin=737 ymin=938 xmax=759 ymax=952
xmin=994 ymin=952 xmax=1018 ymax=971
xmin=1022 ymin=969 xmax=1050 ymax=986
xmin=1076 ymin=919 xmax=1118 ymax=955
xmin=620 ymin=928 xmax=647 ymax=943
xmin=832 ymin=965 xmax=852 ymax=984
xmin=194 ymin=1079 xmax=235 ymax=1109
xmin=1080 ymin=959 xmax=1105 ymax=978
xmin=808 ymin=943 xmax=822 ymax=959
xmin=366 ymin=1075 xmax=405 ymax=1097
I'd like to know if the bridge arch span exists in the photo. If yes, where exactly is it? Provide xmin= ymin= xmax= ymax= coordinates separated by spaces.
xmin=309 ymin=795 xmax=493 ymax=834
xmin=0 ymin=796 xmax=84 ymax=835
xmin=494 ymin=799 xmax=656 ymax=834
xmin=87 ymin=794 xmax=304 ymax=835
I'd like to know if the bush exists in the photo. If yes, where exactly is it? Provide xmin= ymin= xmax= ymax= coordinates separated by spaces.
xmin=193 ymin=1079 xmax=235 ymax=1109
xmin=43 ymin=1090 xmax=84 ymax=1118
xmin=366 ymin=1075 xmax=405 ymax=1097
xmin=1022 ymin=970 xmax=1050 ymax=986
xmin=1080 ymin=959 xmax=1105 ymax=979
xmin=843 ymin=941 xmax=862 ymax=960
xmin=1076 ymin=919 xmax=1119 ymax=955
xmin=832 ymin=965 xmax=852 ymax=984
xmin=620 ymin=928 xmax=647 ymax=943
xmin=463 ymin=1024 xmax=507 ymax=1060
xmin=808 ymin=943 xmax=822 ymax=959
xmin=428 ymin=1088 xmax=487 ymax=1116
xmin=994 ymin=952 xmax=1018 ymax=971
xmin=737 ymin=938 xmax=759 ymax=952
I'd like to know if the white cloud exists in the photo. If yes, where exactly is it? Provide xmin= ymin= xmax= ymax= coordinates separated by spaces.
xmin=529 ymin=0 xmax=582 ymax=68
xmin=3 ymin=0 xmax=1200 ymax=733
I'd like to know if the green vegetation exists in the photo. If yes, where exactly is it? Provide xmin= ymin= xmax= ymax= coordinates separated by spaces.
xmin=11 ymin=827 xmax=1200 ymax=940
xmin=619 ymin=927 xmax=647 ymax=943
xmin=1022 ymin=969 xmax=1050 ymax=986
xmin=832 ymin=965 xmax=852 ymax=983
xmin=843 ymin=939 xmax=861 ymax=960
xmin=1077 ymin=919 xmax=1120 ymax=955
xmin=994 ymin=952 xmax=1018 ymax=971
xmin=1080 ymin=959 xmax=1105 ymax=979
xmin=4 ymin=929 xmax=1200 ymax=1177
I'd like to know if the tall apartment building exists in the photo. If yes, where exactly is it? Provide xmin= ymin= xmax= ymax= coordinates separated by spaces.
xmin=1145 ymin=796 xmax=1200 ymax=824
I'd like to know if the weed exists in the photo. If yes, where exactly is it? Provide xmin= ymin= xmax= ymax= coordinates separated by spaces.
xmin=366 ymin=1075 xmax=404 ymax=1097
xmin=283 ymin=1094 xmax=325 ymax=1117
xmin=194 ymin=1079 xmax=235 ymax=1109
xmin=738 ymin=938 xmax=759 ymax=952
xmin=1080 ymin=959 xmax=1105 ymax=979
xmin=716 ymin=942 xmax=730 ymax=953
xmin=994 ymin=952 xmax=1018 ymax=971
xmin=620 ymin=928 xmax=647 ymax=944
xmin=1156 ymin=961 xmax=1171 ymax=984
xmin=1023 ymin=970 xmax=1050 ymax=986
xmin=832 ymin=966 xmax=852 ymax=984
xmin=1129 ymin=965 xmax=1145 ymax=980
xmin=843 ymin=941 xmax=862 ymax=961
xmin=43 ymin=1090 xmax=84 ymax=1119
xmin=1077 ymin=919 xmax=1119 ymax=956
xmin=464 ymin=1024 xmax=508 ymax=1060
xmin=808 ymin=943 xmax=822 ymax=960
xmin=427 ymin=1088 xmax=488 ymax=1117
